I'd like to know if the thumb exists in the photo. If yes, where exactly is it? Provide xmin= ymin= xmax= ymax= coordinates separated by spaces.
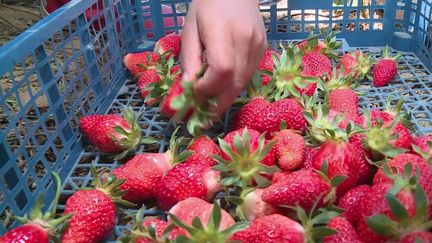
xmin=180 ymin=12 xmax=203 ymax=82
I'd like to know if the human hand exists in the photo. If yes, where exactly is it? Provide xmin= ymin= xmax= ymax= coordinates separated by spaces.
xmin=180 ymin=0 xmax=267 ymax=120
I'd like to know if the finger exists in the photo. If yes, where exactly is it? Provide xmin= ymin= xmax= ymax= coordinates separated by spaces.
xmin=192 ymin=25 xmax=235 ymax=100
xmin=180 ymin=7 xmax=203 ymax=82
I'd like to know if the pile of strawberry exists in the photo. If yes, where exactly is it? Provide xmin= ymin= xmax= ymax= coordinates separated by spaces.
xmin=2 ymin=31 xmax=432 ymax=243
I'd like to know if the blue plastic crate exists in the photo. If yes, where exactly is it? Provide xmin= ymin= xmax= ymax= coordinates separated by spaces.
xmin=0 ymin=0 xmax=431 ymax=241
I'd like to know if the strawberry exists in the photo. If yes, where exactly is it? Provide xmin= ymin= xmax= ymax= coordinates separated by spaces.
xmin=119 ymin=212 xmax=180 ymax=243
xmin=0 ymin=173 xmax=71 ymax=243
xmin=213 ymin=128 xmax=279 ymax=188
xmin=271 ymin=171 xmax=291 ymax=183
xmin=372 ymin=46 xmax=402 ymax=87
xmin=271 ymin=129 xmax=305 ymax=171
xmin=231 ymin=214 xmax=305 ymax=243
xmin=260 ymin=98 xmax=307 ymax=136
xmin=372 ymin=153 xmax=432 ymax=217
xmin=322 ymin=66 xmax=359 ymax=117
xmin=347 ymin=133 xmax=374 ymax=184
xmin=160 ymin=79 xmax=186 ymax=117
xmin=328 ymin=88 xmax=358 ymax=117
xmin=363 ymin=114 xmax=413 ymax=158
xmin=234 ymin=188 xmax=280 ymax=221
xmin=168 ymin=198 xmax=245 ymax=241
xmin=412 ymin=135 xmax=432 ymax=161
xmin=155 ymin=163 xmax=221 ymax=210
xmin=401 ymin=231 xmax=432 ymax=243
xmin=110 ymin=128 xmax=190 ymax=203
xmin=297 ymin=39 xmax=325 ymax=53
xmin=337 ymin=185 xmax=372 ymax=226
xmin=301 ymin=51 xmax=332 ymax=80
xmin=62 ymin=168 xmax=135 ymax=243
xmin=323 ymin=216 xmax=362 ymax=243
xmin=297 ymin=30 xmax=341 ymax=58
xmin=184 ymin=135 xmax=220 ymax=167
xmin=137 ymin=69 xmax=160 ymax=103
xmin=273 ymin=46 xmax=317 ymax=99
xmin=123 ymin=51 xmax=159 ymax=76
xmin=356 ymin=183 xmax=417 ymax=243
xmin=338 ymin=50 xmax=372 ymax=80
xmin=258 ymin=49 xmax=280 ymax=85
xmin=231 ymin=97 xmax=270 ymax=131
xmin=154 ymin=33 xmax=181 ymax=60
xmin=80 ymin=107 xmax=155 ymax=159
xmin=262 ymin=169 xmax=332 ymax=211
xmin=302 ymin=146 xmax=318 ymax=169
xmin=312 ymin=140 xmax=360 ymax=197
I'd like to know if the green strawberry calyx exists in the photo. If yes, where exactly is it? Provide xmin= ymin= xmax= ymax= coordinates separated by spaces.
xmin=364 ymin=111 xmax=407 ymax=159
xmin=273 ymin=45 xmax=316 ymax=100
xmin=168 ymin=201 xmax=249 ymax=243
xmin=13 ymin=172 xmax=72 ymax=240
xmin=111 ymin=106 xmax=157 ymax=160
xmin=304 ymin=103 xmax=364 ymax=145
xmin=87 ymin=167 xmax=136 ymax=207
xmin=212 ymin=128 xmax=279 ymax=189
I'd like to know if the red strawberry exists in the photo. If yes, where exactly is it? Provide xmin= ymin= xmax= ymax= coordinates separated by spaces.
xmin=155 ymin=163 xmax=221 ymax=210
xmin=323 ymin=216 xmax=362 ymax=243
xmin=297 ymin=40 xmax=325 ymax=53
xmin=328 ymin=88 xmax=359 ymax=117
xmin=412 ymin=135 xmax=432 ymax=161
xmin=119 ymin=213 xmax=180 ymax=242
xmin=1 ymin=224 xmax=51 ymax=243
xmin=401 ymin=231 xmax=432 ymax=243
xmin=111 ymin=153 xmax=173 ymax=204
xmin=299 ymin=82 xmax=317 ymax=96
xmin=80 ymin=107 xmax=152 ymax=158
xmin=141 ymin=218 xmax=179 ymax=240
xmin=160 ymin=79 xmax=185 ymax=117
xmin=271 ymin=171 xmax=291 ymax=183
xmin=237 ymin=188 xmax=280 ymax=221
xmin=0 ymin=174 xmax=70 ymax=243
xmin=349 ymin=133 xmax=371 ymax=158
xmin=356 ymin=183 xmax=416 ymax=243
xmin=62 ymin=170 xmax=134 ymax=243
xmin=231 ymin=214 xmax=305 ymax=243
xmin=302 ymin=146 xmax=318 ymax=169
xmin=168 ymin=197 xmax=236 ymax=236
xmin=301 ymin=52 xmax=332 ymax=79
xmin=337 ymin=185 xmax=372 ymax=226
xmin=260 ymin=98 xmax=307 ymax=137
xmin=137 ymin=69 xmax=160 ymax=103
xmin=221 ymin=128 xmax=276 ymax=167
xmin=412 ymin=135 xmax=432 ymax=153
xmin=123 ymin=51 xmax=159 ymax=76
xmin=262 ymin=170 xmax=332 ymax=211
xmin=271 ymin=129 xmax=305 ymax=171
xmin=373 ymin=153 xmax=432 ymax=217
xmin=184 ymin=135 xmax=220 ymax=167
xmin=372 ymin=46 xmax=401 ymax=87
xmin=154 ymin=33 xmax=181 ymax=60
xmin=273 ymin=46 xmax=316 ymax=99
xmin=215 ymin=128 xmax=278 ymax=188
xmin=338 ymin=51 xmax=372 ymax=80
xmin=231 ymin=97 xmax=269 ymax=131
xmin=258 ymin=49 xmax=279 ymax=85
xmin=312 ymin=140 xmax=359 ymax=197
